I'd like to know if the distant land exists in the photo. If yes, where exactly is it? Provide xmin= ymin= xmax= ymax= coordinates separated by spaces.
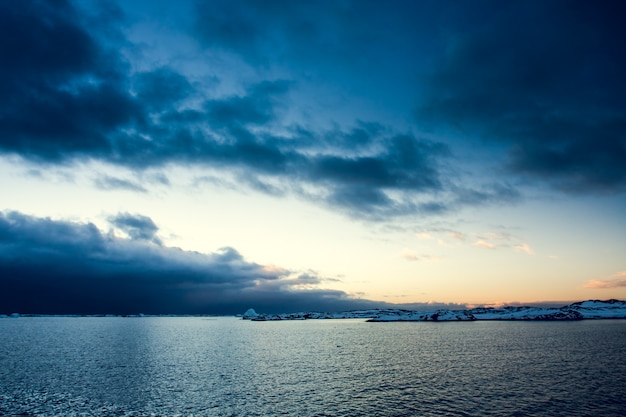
xmin=242 ymin=299 xmax=626 ymax=322
xmin=3 ymin=300 xmax=625 ymax=321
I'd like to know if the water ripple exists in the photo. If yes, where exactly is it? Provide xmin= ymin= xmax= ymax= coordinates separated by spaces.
xmin=1 ymin=318 xmax=625 ymax=416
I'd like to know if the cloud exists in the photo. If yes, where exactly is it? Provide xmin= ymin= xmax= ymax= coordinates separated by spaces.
xmin=448 ymin=232 xmax=466 ymax=241
xmin=191 ymin=0 xmax=425 ymax=71
xmin=583 ymin=280 xmax=626 ymax=289
xmin=108 ymin=212 xmax=161 ymax=245
xmin=204 ymin=80 xmax=291 ymax=128
xmin=0 ymin=0 xmax=525 ymax=220
xmin=145 ymin=171 xmax=170 ymax=186
xmin=469 ymin=300 xmax=575 ymax=309
xmin=417 ymin=227 xmax=532 ymax=255
xmin=513 ymin=244 xmax=534 ymax=255
xmin=0 ymin=0 xmax=139 ymax=162
xmin=401 ymin=249 xmax=441 ymax=262
xmin=452 ymin=183 xmax=521 ymax=207
xmin=132 ymin=67 xmax=193 ymax=112
xmin=417 ymin=0 xmax=626 ymax=193
xmin=94 ymin=176 xmax=147 ymax=193
xmin=393 ymin=301 xmax=471 ymax=311
xmin=467 ymin=229 xmax=537 ymax=255
xmin=584 ymin=272 xmax=626 ymax=289
xmin=0 ymin=211 xmax=386 ymax=315
xmin=473 ymin=240 xmax=496 ymax=250
xmin=414 ymin=227 xmax=468 ymax=248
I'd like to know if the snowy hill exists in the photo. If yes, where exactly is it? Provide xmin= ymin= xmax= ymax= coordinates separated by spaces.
xmin=244 ymin=299 xmax=626 ymax=322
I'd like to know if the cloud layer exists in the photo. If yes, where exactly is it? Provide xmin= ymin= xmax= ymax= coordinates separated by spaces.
xmin=0 ymin=211 xmax=384 ymax=315
xmin=5 ymin=0 xmax=604 ymax=221
xmin=418 ymin=0 xmax=626 ymax=192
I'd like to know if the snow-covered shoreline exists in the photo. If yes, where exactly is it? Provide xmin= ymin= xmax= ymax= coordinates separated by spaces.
xmin=3 ymin=300 xmax=625 ymax=321
xmin=243 ymin=299 xmax=626 ymax=322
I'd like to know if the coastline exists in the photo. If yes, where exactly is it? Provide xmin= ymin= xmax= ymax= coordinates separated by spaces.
xmin=242 ymin=299 xmax=626 ymax=322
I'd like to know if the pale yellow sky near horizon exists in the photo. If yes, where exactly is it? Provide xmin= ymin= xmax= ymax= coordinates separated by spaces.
xmin=3 ymin=158 xmax=625 ymax=307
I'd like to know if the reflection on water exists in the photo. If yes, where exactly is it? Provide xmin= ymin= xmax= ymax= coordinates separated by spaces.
xmin=1 ymin=317 xmax=625 ymax=416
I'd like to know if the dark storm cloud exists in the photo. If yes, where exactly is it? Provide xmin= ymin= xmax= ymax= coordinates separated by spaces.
xmin=418 ymin=0 xmax=626 ymax=192
xmin=120 ymin=72 xmax=455 ymax=218
xmin=0 ymin=0 xmax=519 ymax=219
xmin=302 ymin=133 xmax=450 ymax=218
xmin=311 ymin=135 xmax=447 ymax=190
xmin=133 ymin=67 xmax=193 ymax=112
xmin=0 ymin=211 xmax=385 ymax=315
xmin=0 ymin=0 xmax=140 ymax=161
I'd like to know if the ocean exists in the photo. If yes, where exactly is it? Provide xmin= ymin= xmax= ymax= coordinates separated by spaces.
xmin=1 ymin=317 xmax=625 ymax=416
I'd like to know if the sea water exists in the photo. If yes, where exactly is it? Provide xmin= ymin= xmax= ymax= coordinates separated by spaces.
xmin=1 ymin=317 xmax=625 ymax=416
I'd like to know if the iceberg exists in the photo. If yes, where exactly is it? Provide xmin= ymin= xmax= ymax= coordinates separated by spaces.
xmin=242 ymin=308 xmax=259 ymax=319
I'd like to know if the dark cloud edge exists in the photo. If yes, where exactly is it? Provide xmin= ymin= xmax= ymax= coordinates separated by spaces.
xmin=0 ymin=210 xmax=398 ymax=315
xmin=1 ymin=210 xmax=584 ymax=316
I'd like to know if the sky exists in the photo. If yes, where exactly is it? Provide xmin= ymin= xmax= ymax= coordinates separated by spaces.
xmin=1 ymin=0 xmax=625 ymax=315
